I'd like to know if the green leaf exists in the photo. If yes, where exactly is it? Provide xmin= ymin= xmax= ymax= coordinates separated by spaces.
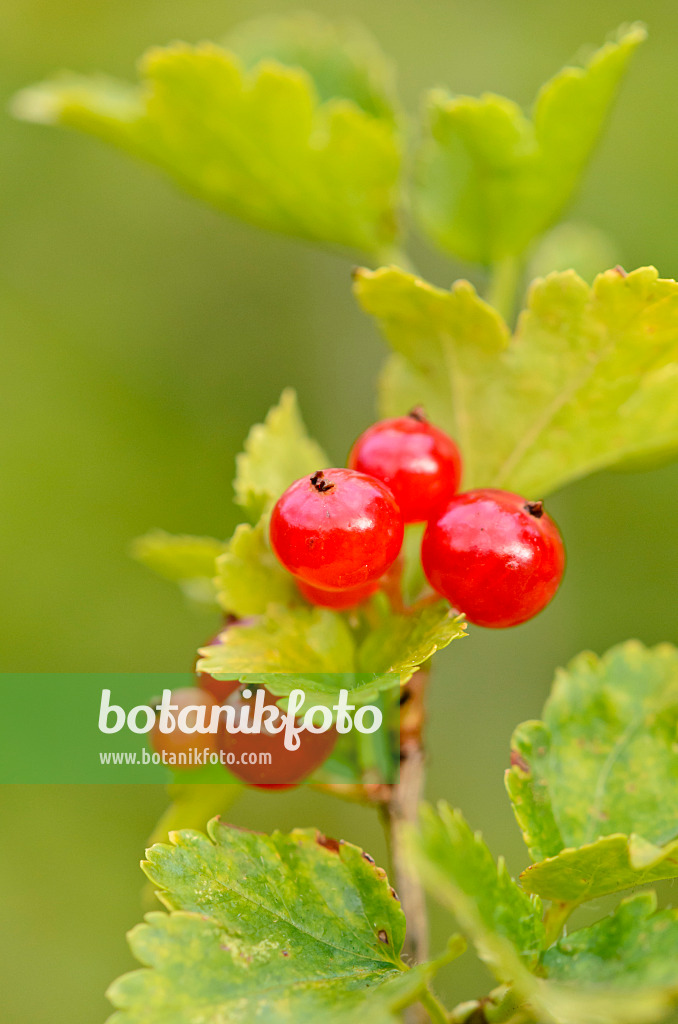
xmin=226 ymin=12 xmax=398 ymax=122
xmin=234 ymin=389 xmax=328 ymax=520
xmin=131 ymin=530 xmax=227 ymax=606
xmin=146 ymin=783 xmax=243 ymax=848
xmin=527 ymin=893 xmax=678 ymax=1024
xmin=358 ymin=601 xmax=466 ymax=676
xmin=406 ymin=803 xmax=544 ymax=982
xmin=356 ymin=265 xmax=678 ymax=497
xmin=519 ymin=830 xmax=678 ymax=907
xmin=197 ymin=605 xmax=356 ymax=676
xmin=216 ymin=517 xmax=298 ymax=617
xmin=543 ymin=892 xmax=678 ymax=991
xmin=506 ymin=641 xmax=678 ymax=902
xmin=242 ymin=671 xmax=400 ymax=707
xmin=14 ymin=29 xmax=401 ymax=256
xmin=414 ymin=24 xmax=645 ymax=264
xmin=106 ymin=821 xmax=437 ymax=1024
xmin=400 ymin=523 xmax=428 ymax=605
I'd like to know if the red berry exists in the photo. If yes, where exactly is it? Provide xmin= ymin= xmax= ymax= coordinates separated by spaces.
xmin=297 ymin=577 xmax=379 ymax=609
xmin=348 ymin=410 xmax=462 ymax=523
xmin=270 ymin=468 xmax=403 ymax=589
xmin=150 ymin=687 xmax=219 ymax=765
xmin=421 ymin=489 xmax=565 ymax=628
xmin=217 ymin=686 xmax=336 ymax=788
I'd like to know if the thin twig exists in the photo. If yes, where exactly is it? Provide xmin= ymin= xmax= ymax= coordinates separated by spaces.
xmin=389 ymin=740 xmax=429 ymax=962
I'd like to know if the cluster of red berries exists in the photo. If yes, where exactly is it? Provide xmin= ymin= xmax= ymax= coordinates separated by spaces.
xmin=151 ymin=411 xmax=565 ymax=789
xmin=271 ymin=410 xmax=565 ymax=628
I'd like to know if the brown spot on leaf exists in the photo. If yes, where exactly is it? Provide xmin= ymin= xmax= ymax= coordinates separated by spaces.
xmin=510 ymin=750 xmax=530 ymax=773
xmin=378 ymin=929 xmax=389 ymax=944
xmin=316 ymin=832 xmax=341 ymax=854
xmin=362 ymin=851 xmax=376 ymax=864
xmin=390 ymin=887 xmax=400 ymax=901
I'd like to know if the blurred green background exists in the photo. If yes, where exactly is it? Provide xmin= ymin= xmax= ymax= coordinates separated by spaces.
xmin=2 ymin=0 xmax=678 ymax=1020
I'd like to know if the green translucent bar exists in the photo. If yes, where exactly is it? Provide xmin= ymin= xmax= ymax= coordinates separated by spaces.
xmin=0 ymin=673 xmax=400 ymax=784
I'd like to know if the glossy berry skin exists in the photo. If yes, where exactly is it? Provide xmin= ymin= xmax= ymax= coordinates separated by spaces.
xmin=297 ymin=577 xmax=378 ymax=610
xmin=270 ymin=468 xmax=403 ymax=589
xmin=348 ymin=412 xmax=462 ymax=523
xmin=150 ymin=688 xmax=219 ymax=764
xmin=217 ymin=686 xmax=336 ymax=789
xmin=421 ymin=489 xmax=565 ymax=628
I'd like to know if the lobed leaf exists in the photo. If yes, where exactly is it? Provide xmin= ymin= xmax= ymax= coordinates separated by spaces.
xmin=356 ymin=265 xmax=678 ymax=498
xmin=543 ymin=892 xmax=678 ymax=991
xmin=131 ymin=530 xmax=227 ymax=606
xmin=528 ymin=893 xmax=678 ymax=1024
xmin=405 ymin=803 xmax=544 ymax=982
xmin=225 ymin=12 xmax=398 ymax=122
xmin=234 ymin=388 xmax=328 ymax=521
xmin=197 ymin=606 xmax=356 ymax=677
xmin=506 ymin=641 xmax=678 ymax=901
xmin=216 ymin=517 xmax=299 ymax=617
xmin=107 ymin=821 xmax=433 ymax=1023
xmin=518 ymin=832 xmax=678 ymax=907
xmin=358 ymin=601 xmax=466 ymax=676
xmin=414 ymin=24 xmax=645 ymax=263
xmin=13 ymin=25 xmax=402 ymax=256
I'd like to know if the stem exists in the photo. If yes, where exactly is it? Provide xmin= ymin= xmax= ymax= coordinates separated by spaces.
xmin=378 ymin=668 xmax=431 ymax=1024
xmin=420 ymin=987 xmax=450 ymax=1024
xmin=384 ymin=668 xmax=431 ymax=963
xmin=486 ymin=256 xmax=521 ymax=324
xmin=542 ymin=900 xmax=575 ymax=947
xmin=388 ymin=740 xmax=428 ymax=962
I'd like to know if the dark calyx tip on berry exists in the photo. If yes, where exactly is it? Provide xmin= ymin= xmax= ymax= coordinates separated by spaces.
xmin=525 ymin=500 xmax=544 ymax=518
xmin=310 ymin=470 xmax=334 ymax=493
xmin=408 ymin=405 xmax=427 ymax=423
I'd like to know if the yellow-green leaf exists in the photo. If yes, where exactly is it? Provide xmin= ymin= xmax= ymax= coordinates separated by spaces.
xmin=216 ymin=517 xmax=298 ymax=617
xmin=131 ymin=530 xmax=227 ymax=606
xmin=14 ymin=27 xmax=401 ymax=256
xmin=415 ymin=24 xmax=645 ymax=263
xmin=197 ymin=606 xmax=355 ymax=676
xmin=225 ymin=12 xmax=398 ymax=123
xmin=234 ymin=388 xmax=328 ymax=520
xmin=356 ymin=265 xmax=678 ymax=497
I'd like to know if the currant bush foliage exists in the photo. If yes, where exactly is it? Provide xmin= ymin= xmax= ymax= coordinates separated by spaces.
xmin=12 ymin=16 xmax=401 ymax=257
xmin=108 ymin=821 xmax=446 ymax=1024
xmin=131 ymin=532 xmax=227 ymax=606
xmin=507 ymin=641 xmax=678 ymax=902
xmin=20 ymin=13 xmax=678 ymax=1024
xmin=357 ymin=264 xmax=678 ymax=497
xmin=414 ymin=24 xmax=645 ymax=264
xmin=112 ymin=640 xmax=678 ymax=1023
xmin=406 ymin=642 xmax=678 ymax=1024
xmin=233 ymin=388 xmax=329 ymax=521
xmin=14 ymin=16 xmax=642 ymax=267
